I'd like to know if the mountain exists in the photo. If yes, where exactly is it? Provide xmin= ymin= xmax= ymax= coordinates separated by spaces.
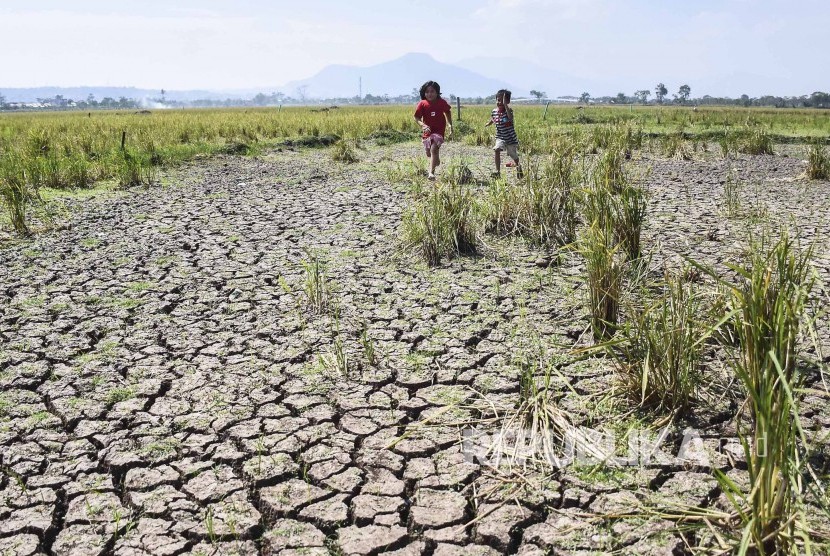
xmin=454 ymin=56 xmax=607 ymax=98
xmin=280 ymin=53 xmax=511 ymax=99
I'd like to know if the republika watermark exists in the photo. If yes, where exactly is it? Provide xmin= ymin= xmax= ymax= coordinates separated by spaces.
xmin=461 ymin=425 xmax=750 ymax=469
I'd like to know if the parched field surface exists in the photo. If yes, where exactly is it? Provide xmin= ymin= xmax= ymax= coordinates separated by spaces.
xmin=2 ymin=140 xmax=829 ymax=555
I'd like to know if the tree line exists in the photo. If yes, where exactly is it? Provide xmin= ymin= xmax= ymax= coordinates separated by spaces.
xmin=1 ymin=88 xmax=828 ymax=111
xmin=576 ymin=86 xmax=829 ymax=108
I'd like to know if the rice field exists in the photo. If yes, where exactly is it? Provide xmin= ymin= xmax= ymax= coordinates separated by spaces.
xmin=1 ymin=104 xmax=829 ymax=555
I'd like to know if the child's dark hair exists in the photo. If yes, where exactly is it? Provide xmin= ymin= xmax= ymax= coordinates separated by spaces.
xmin=497 ymin=89 xmax=512 ymax=102
xmin=420 ymin=81 xmax=442 ymax=100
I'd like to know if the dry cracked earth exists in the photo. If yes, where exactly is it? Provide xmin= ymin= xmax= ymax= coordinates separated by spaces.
xmin=2 ymin=140 xmax=830 ymax=556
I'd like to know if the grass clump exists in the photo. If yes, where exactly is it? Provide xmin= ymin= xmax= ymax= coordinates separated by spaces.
xmin=221 ymin=141 xmax=256 ymax=155
xmin=579 ymin=222 xmax=623 ymax=340
xmin=401 ymin=182 xmax=478 ymax=266
xmin=614 ymin=271 xmax=706 ymax=414
xmin=806 ymin=141 xmax=829 ymax=180
xmin=368 ymin=128 xmax=411 ymax=145
xmin=283 ymin=134 xmax=340 ymax=148
xmin=117 ymin=149 xmax=156 ymax=187
xmin=301 ymin=251 xmax=332 ymax=314
xmin=706 ymin=231 xmax=818 ymax=555
xmin=0 ymin=151 xmax=41 ymax=235
xmin=721 ymin=170 xmax=742 ymax=217
xmin=483 ymin=343 xmax=611 ymax=470
xmin=739 ymin=128 xmax=775 ymax=155
xmin=331 ymin=139 xmax=359 ymax=163
xmin=614 ymin=183 xmax=648 ymax=261
xmin=443 ymin=157 xmax=475 ymax=185
xmin=482 ymin=150 xmax=579 ymax=246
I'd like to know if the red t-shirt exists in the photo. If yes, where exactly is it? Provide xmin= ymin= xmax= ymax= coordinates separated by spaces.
xmin=414 ymin=98 xmax=451 ymax=138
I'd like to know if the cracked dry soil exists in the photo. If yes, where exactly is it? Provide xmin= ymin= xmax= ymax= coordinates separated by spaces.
xmin=1 ymin=141 xmax=829 ymax=556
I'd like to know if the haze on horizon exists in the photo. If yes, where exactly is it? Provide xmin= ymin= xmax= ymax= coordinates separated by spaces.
xmin=1 ymin=0 xmax=827 ymax=98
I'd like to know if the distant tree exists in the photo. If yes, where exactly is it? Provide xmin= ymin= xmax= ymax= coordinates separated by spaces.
xmin=810 ymin=91 xmax=830 ymax=108
xmin=655 ymin=83 xmax=668 ymax=104
xmin=634 ymin=90 xmax=651 ymax=104
xmin=676 ymin=84 xmax=691 ymax=104
xmin=530 ymin=90 xmax=547 ymax=101
xmin=615 ymin=92 xmax=628 ymax=104
xmin=740 ymin=94 xmax=751 ymax=107
xmin=86 ymin=93 xmax=97 ymax=107
xmin=0 ymin=91 xmax=5 ymax=108
xmin=295 ymin=85 xmax=308 ymax=103
xmin=160 ymin=89 xmax=166 ymax=102
xmin=579 ymin=92 xmax=591 ymax=104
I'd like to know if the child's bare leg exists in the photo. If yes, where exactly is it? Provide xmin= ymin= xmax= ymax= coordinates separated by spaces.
xmin=513 ymin=156 xmax=523 ymax=178
xmin=430 ymin=144 xmax=440 ymax=175
xmin=494 ymin=149 xmax=501 ymax=174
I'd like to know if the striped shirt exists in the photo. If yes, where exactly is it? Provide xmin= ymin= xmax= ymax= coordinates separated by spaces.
xmin=491 ymin=107 xmax=519 ymax=144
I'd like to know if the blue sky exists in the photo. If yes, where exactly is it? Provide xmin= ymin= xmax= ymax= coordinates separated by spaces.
xmin=1 ymin=0 xmax=826 ymax=96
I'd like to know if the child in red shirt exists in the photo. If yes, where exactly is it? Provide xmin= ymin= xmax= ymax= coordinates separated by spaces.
xmin=414 ymin=80 xmax=453 ymax=180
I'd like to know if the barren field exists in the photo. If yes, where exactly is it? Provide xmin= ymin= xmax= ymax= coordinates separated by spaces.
xmin=2 ymin=140 xmax=829 ymax=555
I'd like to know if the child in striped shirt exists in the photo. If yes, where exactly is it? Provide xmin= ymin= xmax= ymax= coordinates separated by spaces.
xmin=485 ymin=89 xmax=523 ymax=178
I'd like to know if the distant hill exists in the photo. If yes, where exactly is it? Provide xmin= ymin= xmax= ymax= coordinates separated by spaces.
xmin=280 ymin=53 xmax=512 ymax=99
xmin=1 ymin=57 xmax=812 ymax=104
xmin=0 ymin=86 xmax=229 ymax=103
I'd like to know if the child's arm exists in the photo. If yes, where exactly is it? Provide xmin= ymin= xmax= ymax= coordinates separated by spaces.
xmin=414 ymin=116 xmax=429 ymax=132
xmin=414 ymin=110 xmax=431 ymax=134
